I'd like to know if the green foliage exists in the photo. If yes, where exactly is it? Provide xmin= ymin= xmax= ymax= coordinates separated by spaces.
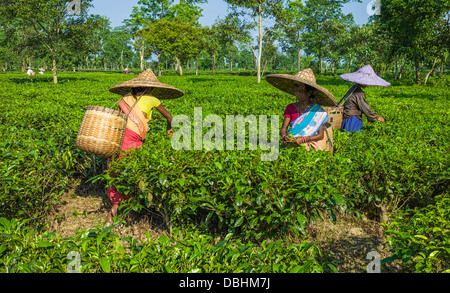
xmin=0 ymin=71 xmax=448 ymax=273
xmin=382 ymin=195 xmax=450 ymax=273
xmin=0 ymin=217 xmax=327 ymax=273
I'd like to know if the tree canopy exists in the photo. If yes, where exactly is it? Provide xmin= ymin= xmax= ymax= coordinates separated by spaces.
xmin=0 ymin=0 xmax=448 ymax=85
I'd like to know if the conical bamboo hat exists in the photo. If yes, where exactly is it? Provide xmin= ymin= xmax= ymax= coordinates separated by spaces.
xmin=109 ymin=69 xmax=184 ymax=99
xmin=266 ymin=68 xmax=337 ymax=106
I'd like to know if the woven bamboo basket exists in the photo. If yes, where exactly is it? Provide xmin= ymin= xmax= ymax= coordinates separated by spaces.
xmin=324 ymin=106 xmax=344 ymax=130
xmin=76 ymin=106 xmax=127 ymax=158
xmin=316 ymin=126 xmax=333 ymax=153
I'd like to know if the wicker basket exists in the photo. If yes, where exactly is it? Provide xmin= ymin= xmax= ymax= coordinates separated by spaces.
xmin=324 ymin=106 xmax=344 ymax=130
xmin=76 ymin=106 xmax=127 ymax=158
xmin=316 ymin=126 xmax=333 ymax=153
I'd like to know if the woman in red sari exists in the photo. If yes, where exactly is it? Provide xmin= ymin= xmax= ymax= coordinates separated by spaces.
xmin=105 ymin=69 xmax=184 ymax=226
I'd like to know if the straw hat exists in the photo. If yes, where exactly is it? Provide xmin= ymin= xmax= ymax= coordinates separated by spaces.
xmin=109 ymin=69 xmax=184 ymax=99
xmin=340 ymin=65 xmax=391 ymax=87
xmin=266 ymin=68 xmax=337 ymax=106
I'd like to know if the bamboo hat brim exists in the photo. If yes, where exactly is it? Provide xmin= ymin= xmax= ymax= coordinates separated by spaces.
xmin=266 ymin=68 xmax=337 ymax=106
xmin=109 ymin=69 xmax=184 ymax=99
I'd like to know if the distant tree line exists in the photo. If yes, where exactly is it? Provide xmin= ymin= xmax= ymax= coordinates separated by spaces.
xmin=0 ymin=0 xmax=448 ymax=84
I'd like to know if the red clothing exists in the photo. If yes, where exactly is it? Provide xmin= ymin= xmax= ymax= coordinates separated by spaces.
xmin=283 ymin=103 xmax=303 ymax=121
xmin=107 ymin=128 xmax=143 ymax=204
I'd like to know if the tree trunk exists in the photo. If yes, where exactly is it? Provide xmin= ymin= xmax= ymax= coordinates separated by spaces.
xmin=261 ymin=59 xmax=268 ymax=77
xmin=175 ymin=55 xmax=183 ymax=76
xmin=140 ymin=39 xmax=145 ymax=70
xmin=85 ymin=56 xmax=89 ymax=70
xmin=415 ymin=60 xmax=421 ymax=84
xmin=394 ymin=55 xmax=398 ymax=80
xmin=297 ymin=48 xmax=301 ymax=72
xmin=120 ymin=49 xmax=124 ymax=69
xmin=399 ymin=58 xmax=405 ymax=79
xmin=257 ymin=3 xmax=262 ymax=84
xmin=439 ymin=60 xmax=444 ymax=76
xmin=212 ymin=54 xmax=216 ymax=73
xmin=424 ymin=57 xmax=438 ymax=86
xmin=52 ymin=54 xmax=58 ymax=84
xmin=319 ymin=52 xmax=323 ymax=74
xmin=157 ymin=53 xmax=162 ymax=76
xmin=195 ymin=56 xmax=198 ymax=75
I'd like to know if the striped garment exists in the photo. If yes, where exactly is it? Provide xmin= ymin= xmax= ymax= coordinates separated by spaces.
xmin=288 ymin=104 xmax=328 ymax=137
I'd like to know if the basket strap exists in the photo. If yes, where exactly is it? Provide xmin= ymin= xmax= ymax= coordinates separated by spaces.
xmin=118 ymin=99 xmax=147 ymax=139
xmin=117 ymin=89 xmax=148 ymax=137
xmin=324 ymin=126 xmax=333 ymax=148
xmin=337 ymin=85 xmax=357 ymax=106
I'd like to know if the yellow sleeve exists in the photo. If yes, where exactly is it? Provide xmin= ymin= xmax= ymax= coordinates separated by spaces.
xmin=136 ymin=95 xmax=161 ymax=119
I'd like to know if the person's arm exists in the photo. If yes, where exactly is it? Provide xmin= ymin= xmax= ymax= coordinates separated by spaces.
xmin=280 ymin=117 xmax=291 ymax=141
xmin=356 ymin=93 xmax=380 ymax=123
xmin=295 ymin=125 xmax=324 ymax=145
xmin=155 ymin=104 xmax=173 ymax=135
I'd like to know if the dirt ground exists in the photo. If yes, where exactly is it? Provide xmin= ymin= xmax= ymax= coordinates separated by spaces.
xmin=47 ymin=180 xmax=403 ymax=273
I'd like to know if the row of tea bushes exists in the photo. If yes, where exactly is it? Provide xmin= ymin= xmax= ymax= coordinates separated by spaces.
xmin=98 ymin=78 xmax=449 ymax=240
xmin=382 ymin=195 xmax=450 ymax=273
xmin=0 ymin=74 xmax=105 ymax=223
xmin=0 ymin=217 xmax=330 ymax=273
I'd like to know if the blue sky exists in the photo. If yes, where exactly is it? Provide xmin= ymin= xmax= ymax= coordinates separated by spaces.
xmin=89 ymin=0 xmax=372 ymax=28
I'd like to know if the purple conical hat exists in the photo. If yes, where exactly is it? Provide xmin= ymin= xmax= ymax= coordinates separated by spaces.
xmin=340 ymin=65 xmax=391 ymax=87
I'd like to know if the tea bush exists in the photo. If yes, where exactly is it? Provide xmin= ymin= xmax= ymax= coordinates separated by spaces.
xmin=381 ymin=195 xmax=450 ymax=273
xmin=0 ymin=217 xmax=330 ymax=273
xmin=0 ymin=71 xmax=448 ymax=273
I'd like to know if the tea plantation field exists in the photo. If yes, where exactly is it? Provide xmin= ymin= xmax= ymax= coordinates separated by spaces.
xmin=0 ymin=70 xmax=448 ymax=273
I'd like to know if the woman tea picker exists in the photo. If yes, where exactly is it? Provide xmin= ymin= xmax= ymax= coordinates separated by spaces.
xmin=339 ymin=65 xmax=388 ymax=132
xmin=266 ymin=68 xmax=337 ymax=151
xmin=105 ymin=69 xmax=184 ymax=226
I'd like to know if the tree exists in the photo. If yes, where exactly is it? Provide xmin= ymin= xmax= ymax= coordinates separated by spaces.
xmin=0 ymin=0 xmax=94 ymax=83
xmin=378 ymin=0 xmax=450 ymax=84
xmin=203 ymin=26 xmax=220 ymax=73
xmin=225 ymin=0 xmax=282 ymax=83
xmin=125 ymin=0 xmax=172 ymax=70
xmin=274 ymin=0 xmax=306 ymax=72
xmin=142 ymin=18 xmax=202 ymax=75
xmin=301 ymin=0 xmax=353 ymax=73
xmin=126 ymin=0 xmax=206 ymax=72
xmin=101 ymin=27 xmax=134 ymax=70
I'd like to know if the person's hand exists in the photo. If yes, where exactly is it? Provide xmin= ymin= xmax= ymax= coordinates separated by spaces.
xmin=166 ymin=129 xmax=174 ymax=136
xmin=309 ymin=141 xmax=321 ymax=151
xmin=377 ymin=116 xmax=385 ymax=123
xmin=282 ymin=134 xmax=293 ymax=142
xmin=295 ymin=137 xmax=305 ymax=145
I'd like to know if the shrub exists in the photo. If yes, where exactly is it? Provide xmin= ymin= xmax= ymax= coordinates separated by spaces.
xmin=382 ymin=195 xmax=450 ymax=273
